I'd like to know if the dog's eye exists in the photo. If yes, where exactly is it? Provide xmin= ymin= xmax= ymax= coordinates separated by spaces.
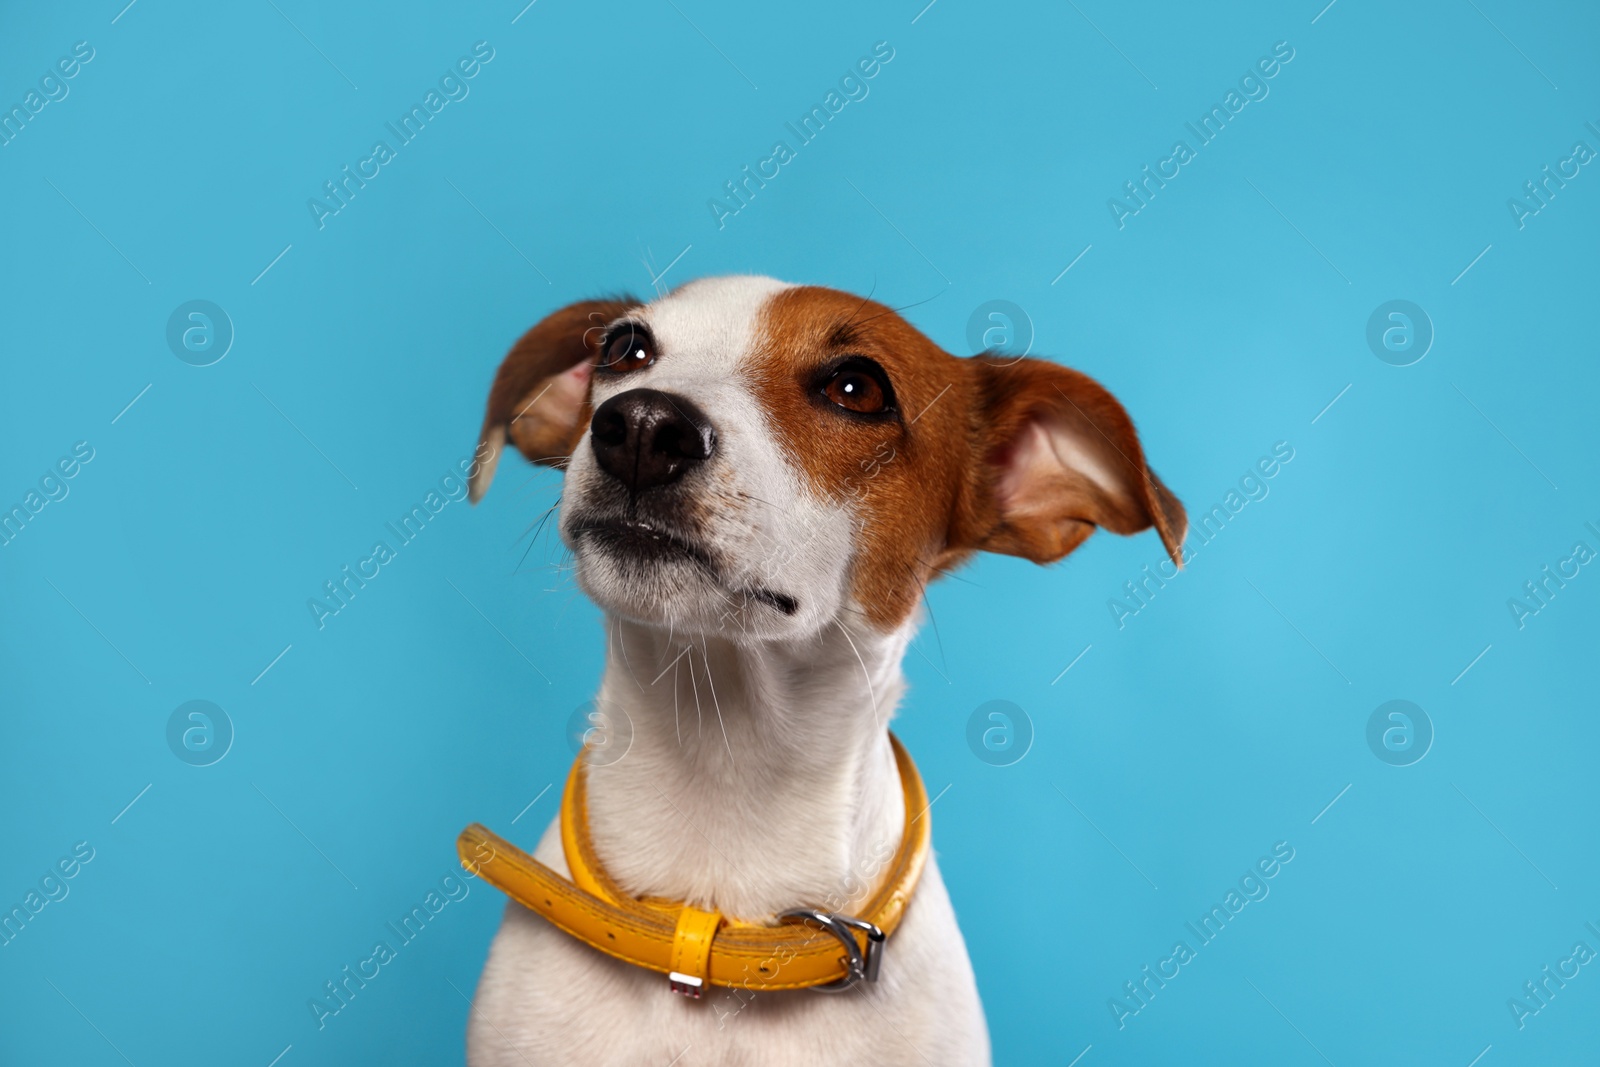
xmin=597 ymin=326 xmax=655 ymax=375
xmin=821 ymin=358 xmax=895 ymax=417
xmin=826 ymin=372 xmax=884 ymax=412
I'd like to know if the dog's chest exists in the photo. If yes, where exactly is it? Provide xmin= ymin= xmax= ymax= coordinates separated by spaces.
xmin=465 ymin=822 xmax=990 ymax=1066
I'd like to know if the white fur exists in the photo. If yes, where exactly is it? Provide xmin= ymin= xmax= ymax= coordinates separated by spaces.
xmin=468 ymin=278 xmax=991 ymax=1065
xmin=559 ymin=276 xmax=859 ymax=643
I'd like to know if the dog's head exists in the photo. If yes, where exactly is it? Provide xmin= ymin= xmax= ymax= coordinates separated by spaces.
xmin=470 ymin=276 xmax=1184 ymax=640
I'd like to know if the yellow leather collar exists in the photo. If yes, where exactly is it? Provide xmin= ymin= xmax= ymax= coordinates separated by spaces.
xmin=457 ymin=733 xmax=931 ymax=994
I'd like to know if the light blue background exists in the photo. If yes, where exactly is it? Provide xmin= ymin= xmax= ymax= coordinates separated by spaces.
xmin=3 ymin=1 xmax=1597 ymax=1064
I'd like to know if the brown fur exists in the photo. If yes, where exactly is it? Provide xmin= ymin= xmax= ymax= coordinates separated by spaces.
xmin=967 ymin=358 xmax=1186 ymax=565
xmin=471 ymin=298 xmax=638 ymax=499
xmin=753 ymin=287 xmax=1185 ymax=630
xmin=752 ymin=288 xmax=979 ymax=629
xmin=472 ymin=283 xmax=1185 ymax=632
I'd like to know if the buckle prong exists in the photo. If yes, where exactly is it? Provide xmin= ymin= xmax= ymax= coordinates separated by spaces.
xmin=778 ymin=908 xmax=885 ymax=992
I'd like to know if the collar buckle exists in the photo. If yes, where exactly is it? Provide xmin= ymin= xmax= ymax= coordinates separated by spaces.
xmin=778 ymin=908 xmax=886 ymax=992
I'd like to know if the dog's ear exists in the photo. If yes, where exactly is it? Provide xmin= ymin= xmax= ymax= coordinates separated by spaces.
xmin=959 ymin=357 xmax=1185 ymax=566
xmin=469 ymin=298 xmax=639 ymax=502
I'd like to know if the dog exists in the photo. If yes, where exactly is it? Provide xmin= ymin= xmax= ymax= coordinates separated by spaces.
xmin=461 ymin=276 xmax=1186 ymax=1066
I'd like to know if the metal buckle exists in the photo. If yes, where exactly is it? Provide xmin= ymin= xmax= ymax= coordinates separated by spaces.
xmin=778 ymin=908 xmax=886 ymax=992
xmin=668 ymin=971 xmax=705 ymax=998
xmin=832 ymin=914 xmax=886 ymax=983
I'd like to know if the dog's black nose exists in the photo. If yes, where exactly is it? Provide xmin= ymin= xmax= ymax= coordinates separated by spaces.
xmin=589 ymin=388 xmax=716 ymax=494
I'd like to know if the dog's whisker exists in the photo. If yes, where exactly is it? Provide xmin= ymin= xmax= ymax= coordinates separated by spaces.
xmin=700 ymin=635 xmax=735 ymax=765
xmin=836 ymin=620 xmax=881 ymax=734
xmin=673 ymin=651 xmax=683 ymax=747
xmin=510 ymin=464 xmax=563 ymax=498
xmin=834 ymin=280 xmax=879 ymax=338
xmin=519 ymin=497 xmax=561 ymax=540
xmin=735 ymin=491 xmax=794 ymax=517
xmin=919 ymin=585 xmax=950 ymax=678
xmin=515 ymin=538 xmax=539 ymax=575
xmin=686 ymin=646 xmax=704 ymax=740
xmin=649 ymin=643 xmax=692 ymax=686
xmin=613 ymin=618 xmax=648 ymax=695
xmin=514 ymin=505 xmax=563 ymax=576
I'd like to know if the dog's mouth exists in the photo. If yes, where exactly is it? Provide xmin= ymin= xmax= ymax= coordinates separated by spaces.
xmin=569 ymin=515 xmax=799 ymax=617
xmin=571 ymin=516 xmax=715 ymax=570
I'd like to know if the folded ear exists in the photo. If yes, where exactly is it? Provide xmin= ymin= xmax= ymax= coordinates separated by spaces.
xmin=469 ymin=298 xmax=639 ymax=503
xmin=962 ymin=357 xmax=1185 ymax=565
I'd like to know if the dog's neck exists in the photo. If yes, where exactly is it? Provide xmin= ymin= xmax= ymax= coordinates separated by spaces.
xmin=580 ymin=614 xmax=915 ymax=922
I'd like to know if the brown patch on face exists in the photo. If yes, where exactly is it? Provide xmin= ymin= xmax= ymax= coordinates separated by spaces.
xmin=752 ymin=287 xmax=989 ymax=630
xmin=751 ymin=286 xmax=1184 ymax=632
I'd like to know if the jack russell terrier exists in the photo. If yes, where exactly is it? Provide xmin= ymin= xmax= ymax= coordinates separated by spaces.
xmin=458 ymin=276 xmax=1186 ymax=1066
